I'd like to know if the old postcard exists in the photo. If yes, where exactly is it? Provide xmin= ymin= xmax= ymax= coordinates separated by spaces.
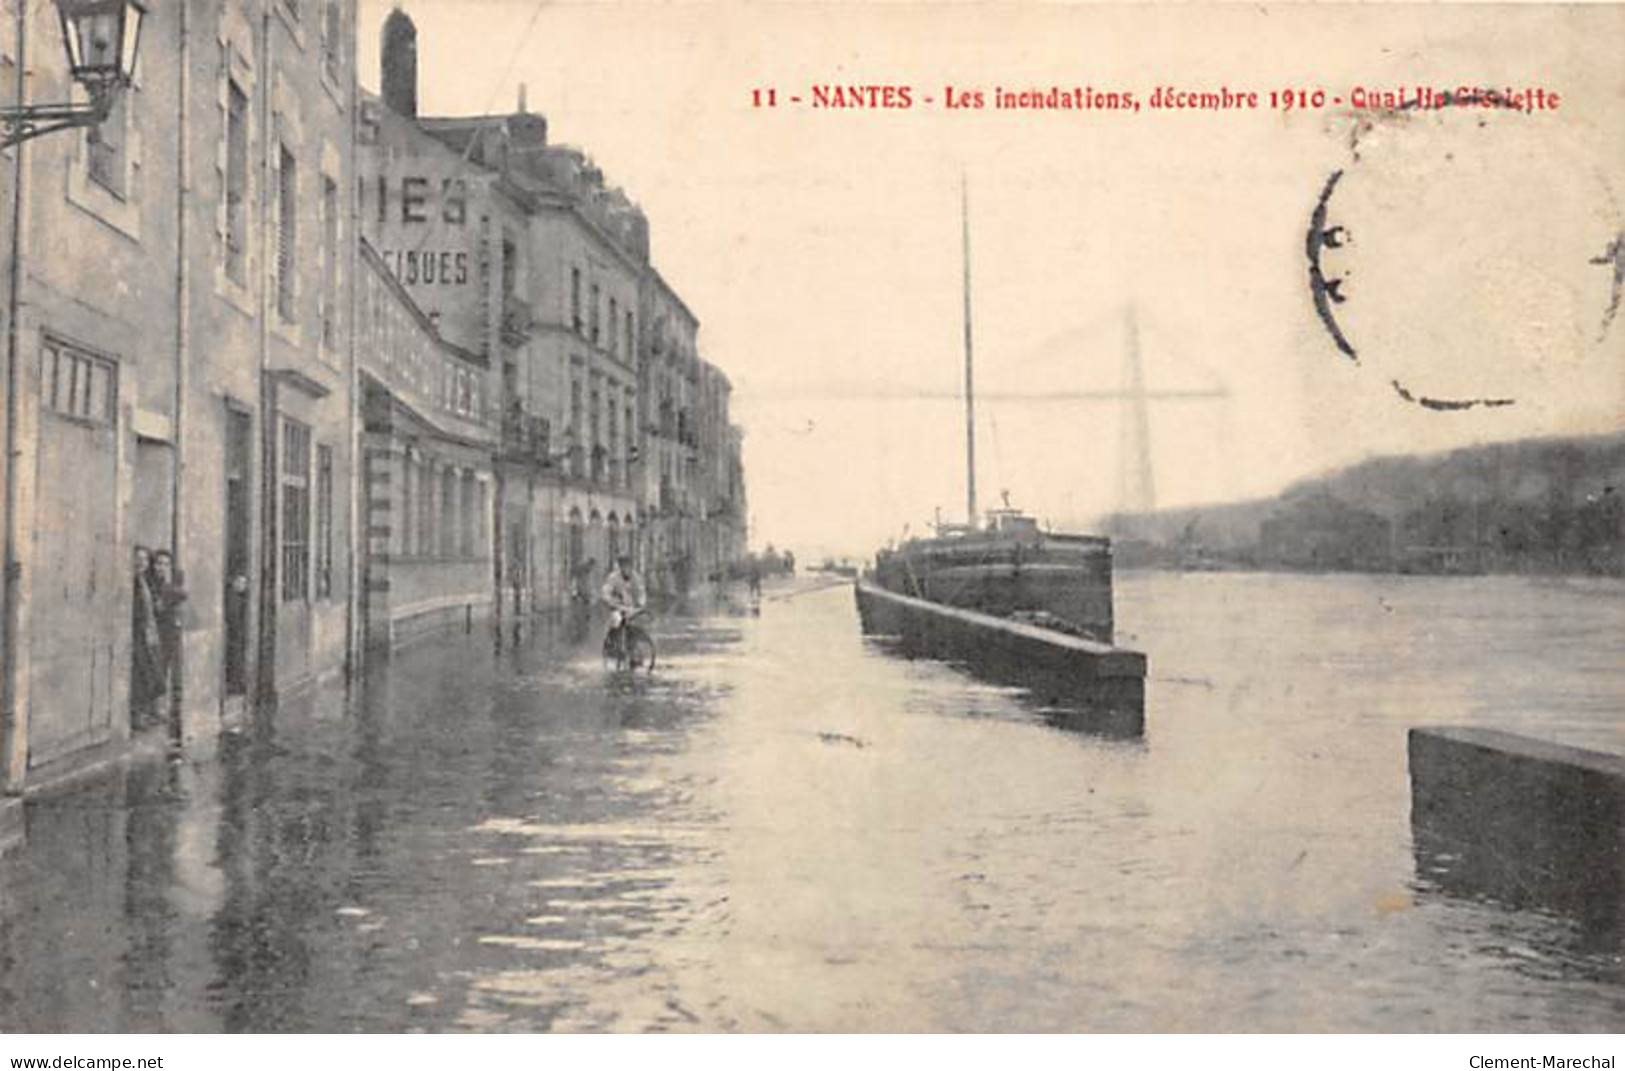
xmin=0 ymin=0 xmax=1620 ymax=1040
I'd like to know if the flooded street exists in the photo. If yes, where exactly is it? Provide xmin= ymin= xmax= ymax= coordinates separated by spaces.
xmin=1 ymin=573 xmax=1621 ymax=1032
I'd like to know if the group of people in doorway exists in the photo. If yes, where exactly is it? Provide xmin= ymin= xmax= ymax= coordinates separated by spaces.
xmin=131 ymin=546 xmax=187 ymax=732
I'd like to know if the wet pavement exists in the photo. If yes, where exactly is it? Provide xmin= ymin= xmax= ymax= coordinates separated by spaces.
xmin=1 ymin=573 xmax=1622 ymax=1032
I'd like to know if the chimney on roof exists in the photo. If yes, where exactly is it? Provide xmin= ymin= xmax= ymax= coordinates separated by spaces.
xmin=381 ymin=6 xmax=418 ymax=119
xmin=518 ymin=83 xmax=528 ymax=114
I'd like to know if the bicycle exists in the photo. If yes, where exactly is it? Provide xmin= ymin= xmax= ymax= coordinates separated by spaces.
xmin=602 ymin=607 xmax=657 ymax=672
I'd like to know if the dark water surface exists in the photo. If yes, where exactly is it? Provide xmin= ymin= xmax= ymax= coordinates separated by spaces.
xmin=1 ymin=573 xmax=1620 ymax=1031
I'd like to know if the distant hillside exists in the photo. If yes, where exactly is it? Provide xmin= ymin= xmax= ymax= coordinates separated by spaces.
xmin=1104 ymin=432 xmax=1625 ymax=575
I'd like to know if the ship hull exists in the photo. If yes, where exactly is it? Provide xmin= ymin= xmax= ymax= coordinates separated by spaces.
xmin=872 ymin=531 xmax=1115 ymax=643
xmin=855 ymin=578 xmax=1146 ymax=737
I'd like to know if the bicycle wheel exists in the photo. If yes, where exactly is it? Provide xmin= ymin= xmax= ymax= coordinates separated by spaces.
xmin=602 ymin=628 xmax=629 ymax=671
xmin=624 ymin=626 xmax=656 ymax=672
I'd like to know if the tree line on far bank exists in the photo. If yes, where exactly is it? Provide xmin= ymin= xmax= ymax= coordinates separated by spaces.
xmin=1106 ymin=432 xmax=1625 ymax=577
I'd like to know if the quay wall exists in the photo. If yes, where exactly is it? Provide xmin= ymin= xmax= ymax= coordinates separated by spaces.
xmin=1409 ymin=726 xmax=1625 ymax=935
xmin=854 ymin=580 xmax=1146 ymax=736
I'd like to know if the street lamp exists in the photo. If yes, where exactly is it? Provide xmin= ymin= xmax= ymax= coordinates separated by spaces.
xmin=1 ymin=0 xmax=145 ymax=150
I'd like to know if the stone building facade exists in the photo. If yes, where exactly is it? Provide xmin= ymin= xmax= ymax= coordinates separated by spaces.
xmin=640 ymin=271 xmax=700 ymax=597
xmin=356 ymin=240 xmax=497 ymax=650
xmin=0 ymin=2 xmax=745 ymax=798
xmin=367 ymin=8 xmax=745 ymax=612
xmin=1 ymin=0 xmax=360 ymax=795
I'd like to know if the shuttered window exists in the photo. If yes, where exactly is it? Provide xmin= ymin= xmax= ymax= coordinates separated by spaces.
xmin=320 ymin=174 xmax=338 ymax=348
xmin=276 ymin=145 xmax=297 ymax=322
xmin=225 ymin=80 xmax=249 ymax=283
xmin=315 ymin=444 xmax=334 ymax=598
xmin=281 ymin=419 xmax=310 ymax=601
xmin=321 ymin=2 xmax=342 ymax=83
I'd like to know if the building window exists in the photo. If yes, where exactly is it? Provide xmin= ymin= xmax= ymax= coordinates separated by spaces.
xmin=276 ymin=144 xmax=297 ymax=322
xmin=315 ymin=444 xmax=334 ymax=598
xmin=225 ymin=80 xmax=249 ymax=284
xmin=460 ymin=471 xmax=475 ymax=557
xmin=417 ymin=459 xmax=433 ymax=556
xmin=608 ymin=297 xmax=618 ymax=356
xmin=320 ymin=175 xmax=338 ymax=349
xmin=87 ymin=92 xmax=128 ymax=197
xmin=40 ymin=337 xmax=116 ymax=424
xmin=281 ymin=419 xmax=311 ymax=602
xmin=569 ymin=377 xmax=583 ymax=475
xmin=624 ymin=403 xmax=634 ymax=486
xmin=440 ymin=467 xmax=456 ymax=557
xmin=474 ymin=479 xmax=487 ymax=558
xmin=400 ymin=453 xmax=414 ymax=557
xmin=321 ymin=1 xmax=342 ymax=82
xmin=624 ymin=312 xmax=634 ymax=366
xmin=501 ymin=236 xmax=516 ymax=297
xmin=570 ymin=267 xmax=582 ymax=334
xmin=607 ymin=390 xmax=619 ymax=482
xmin=456 ymin=369 xmax=473 ymax=416
xmin=589 ymin=283 xmax=600 ymax=344
xmin=589 ymin=381 xmax=602 ymax=481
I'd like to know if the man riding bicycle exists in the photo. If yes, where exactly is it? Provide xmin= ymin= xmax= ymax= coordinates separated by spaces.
xmin=600 ymin=554 xmax=647 ymax=634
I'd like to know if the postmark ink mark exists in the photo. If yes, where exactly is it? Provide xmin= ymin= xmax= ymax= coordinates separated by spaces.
xmin=1306 ymin=169 xmax=1358 ymax=362
xmin=1588 ymin=232 xmax=1624 ymax=340
xmin=1390 ymin=380 xmax=1515 ymax=411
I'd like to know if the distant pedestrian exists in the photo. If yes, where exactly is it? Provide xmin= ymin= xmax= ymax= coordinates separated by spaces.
xmin=148 ymin=549 xmax=188 ymax=701
xmin=224 ymin=571 xmax=249 ymax=695
xmin=570 ymin=556 xmax=598 ymax=602
xmin=130 ymin=547 xmax=163 ymax=729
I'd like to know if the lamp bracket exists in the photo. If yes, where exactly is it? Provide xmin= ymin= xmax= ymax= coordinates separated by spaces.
xmin=0 ymin=87 xmax=114 ymax=150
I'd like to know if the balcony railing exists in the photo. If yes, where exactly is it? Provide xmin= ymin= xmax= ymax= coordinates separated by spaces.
xmin=500 ymin=293 xmax=535 ymax=348
xmin=501 ymin=405 xmax=550 ymax=465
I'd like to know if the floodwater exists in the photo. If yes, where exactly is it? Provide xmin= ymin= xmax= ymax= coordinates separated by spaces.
xmin=0 ymin=572 xmax=1621 ymax=1032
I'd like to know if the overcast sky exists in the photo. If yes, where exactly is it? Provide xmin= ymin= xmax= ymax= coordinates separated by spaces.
xmin=359 ymin=2 xmax=1625 ymax=560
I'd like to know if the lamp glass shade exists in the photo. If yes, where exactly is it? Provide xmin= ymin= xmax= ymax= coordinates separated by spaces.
xmin=120 ymin=2 xmax=144 ymax=80
xmin=56 ymin=0 xmax=143 ymax=86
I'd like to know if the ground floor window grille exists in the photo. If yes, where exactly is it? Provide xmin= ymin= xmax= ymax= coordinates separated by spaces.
xmin=40 ymin=337 xmax=116 ymax=424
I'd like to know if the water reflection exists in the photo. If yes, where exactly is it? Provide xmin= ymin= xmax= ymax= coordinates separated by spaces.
xmin=1412 ymin=831 xmax=1624 ymax=955
xmin=865 ymin=634 xmax=1145 ymax=740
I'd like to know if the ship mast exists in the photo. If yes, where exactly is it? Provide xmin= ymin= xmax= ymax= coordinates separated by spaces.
xmin=961 ymin=177 xmax=977 ymax=527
